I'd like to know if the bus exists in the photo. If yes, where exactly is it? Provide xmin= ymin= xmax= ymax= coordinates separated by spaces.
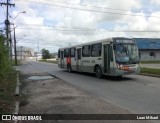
xmin=58 ymin=37 xmax=140 ymax=78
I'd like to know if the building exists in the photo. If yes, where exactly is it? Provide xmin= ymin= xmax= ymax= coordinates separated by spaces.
xmin=34 ymin=52 xmax=42 ymax=60
xmin=15 ymin=46 xmax=34 ymax=60
xmin=135 ymin=38 xmax=160 ymax=61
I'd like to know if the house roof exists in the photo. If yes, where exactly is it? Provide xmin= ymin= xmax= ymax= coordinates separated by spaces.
xmin=134 ymin=38 xmax=160 ymax=49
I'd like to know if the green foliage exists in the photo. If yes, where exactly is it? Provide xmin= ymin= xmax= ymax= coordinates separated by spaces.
xmin=140 ymin=61 xmax=160 ymax=64
xmin=39 ymin=59 xmax=58 ymax=64
xmin=41 ymin=48 xmax=51 ymax=59
xmin=0 ymin=33 xmax=17 ymax=114
xmin=0 ymin=34 xmax=12 ymax=81
xmin=140 ymin=67 xmax=160 ymax=75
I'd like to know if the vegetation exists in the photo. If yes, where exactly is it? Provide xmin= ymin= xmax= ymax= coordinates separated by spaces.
xmin=0 ymin=71 xmax=17 ymax=114
xmin=140 ymin=67 xmax=160 ymax=75
xmin=39 ymin=59 xmax=58 ymax=64
xmin=41 ymin=48 xmax=51 ymax=59
xmin=0 ymin=33 xmax=17 ymax=114
xmin=0 ymin=34 xmax=12 ymax=80
xmin=140 ymin=61 xmax=160 ymax=64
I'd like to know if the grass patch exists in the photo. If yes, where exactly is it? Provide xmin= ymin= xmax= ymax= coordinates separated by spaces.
xmin=140 ymin=61 xmax=160 ymax=64
xmin=140 ymin=67 xmax=160 ymax=75
xmin=0 ymin=70 xmax=17 ymax=114
xmin=39 ymin=59 xmax=58 ymax=64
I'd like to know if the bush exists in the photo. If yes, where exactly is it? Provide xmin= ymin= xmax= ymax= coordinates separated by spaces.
xmin=0 ymin=34 xmax=12 ymax=82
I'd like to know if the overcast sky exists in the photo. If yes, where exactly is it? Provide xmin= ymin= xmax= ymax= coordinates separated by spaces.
xmin=0 ymin=0 xmax=160 ymax=53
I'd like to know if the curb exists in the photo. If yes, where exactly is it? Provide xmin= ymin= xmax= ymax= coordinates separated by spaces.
xmin=14 ymin=74 xmax=20 ymax=123
xmin=140 ymin=73 xmax=160 ymax=78
xmin=15 ymin=74 xmax=20 ymax=96
xmin=14 ymin=101 xmax=19 ymax=114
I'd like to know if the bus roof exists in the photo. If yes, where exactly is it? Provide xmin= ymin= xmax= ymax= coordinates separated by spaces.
xmin=58 ymin=37 xmax=133 ymax=50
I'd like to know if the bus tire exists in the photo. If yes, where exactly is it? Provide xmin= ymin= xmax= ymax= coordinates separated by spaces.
xmin=95 ymin=66 xmax=102 ymax=78
xmin=67 ymin=64 xmax=72 ymax=73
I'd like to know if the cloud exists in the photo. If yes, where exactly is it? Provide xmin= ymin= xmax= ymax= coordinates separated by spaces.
xmin=8 ymin=0 xmax=160 ymax=53
xmin=151 ymin=0 xmax=160 ymax=5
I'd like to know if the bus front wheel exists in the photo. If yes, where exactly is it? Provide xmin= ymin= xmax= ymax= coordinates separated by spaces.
xmin=95 ymin=66 xmax=102 ymax=78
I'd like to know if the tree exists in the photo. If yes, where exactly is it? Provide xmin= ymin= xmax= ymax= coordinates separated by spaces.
xmin=41 ymin=48 xmax=51 ymax=59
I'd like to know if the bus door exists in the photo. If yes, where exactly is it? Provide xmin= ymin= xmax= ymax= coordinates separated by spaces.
xmin=104 ymin=44 xmax=111 ymax=73
xmin=76 ymin=48 xmax=82 ymax=71
xmin=60 ymin=51 xmax=64 ymax=68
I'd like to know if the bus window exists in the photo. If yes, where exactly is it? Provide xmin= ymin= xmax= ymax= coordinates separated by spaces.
xmin=64 ymin=49 xmax=69 ymax=58
xmin=60 ymin=51 xmax=64 ymax=59
xmin=77 ymin=49 xmax=81 ymax=59
xmin=71 ymin=48 xmax=75 ymax=57
xmin=91 ymin=43 xmax=102 ymax=57
xmin=82 ymin=45 xmax=91 ymax=57
xmin=58 ymin=50 xmax=60 ymax=58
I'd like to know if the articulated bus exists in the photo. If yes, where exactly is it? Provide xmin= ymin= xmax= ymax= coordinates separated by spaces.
xmin=58 ymin=37 xmax=140 ymax=78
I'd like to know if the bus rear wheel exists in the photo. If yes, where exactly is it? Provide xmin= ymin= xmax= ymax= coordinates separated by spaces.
xmin=95 ymin=66 xmax=102 ymax=78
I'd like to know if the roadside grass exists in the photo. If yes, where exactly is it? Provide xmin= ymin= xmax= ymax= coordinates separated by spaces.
xmin=140 ymin=61 xmax=160 ymax=64
xmin=39 ymin=59 xmax=58 ymax=64
xmin=140 ymin=67 xmax=160 ymax=75
xmin=0 ymin=70 xmax=17 ymax=114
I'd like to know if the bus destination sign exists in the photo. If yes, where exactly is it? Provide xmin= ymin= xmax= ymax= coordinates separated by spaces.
xmin=115 ymin=39 xmax=135 ymax=44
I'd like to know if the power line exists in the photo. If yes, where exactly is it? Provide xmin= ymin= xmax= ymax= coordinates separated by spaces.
xmin=46 ymin=0 xmax=159 ymax=15
xmin=15 ymin=23 xmax=95 ymax=30
xmin=15 ymin=27 xmax=160 ymax=33
xmin=15 ymin=0 xmax=160 ymax=19
xmin=16 ymin=27 xmax=96 ymax=31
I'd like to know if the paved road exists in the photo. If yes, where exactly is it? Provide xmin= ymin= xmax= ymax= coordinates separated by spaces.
xmin=21 ymin=61 xmax=160 ymax=114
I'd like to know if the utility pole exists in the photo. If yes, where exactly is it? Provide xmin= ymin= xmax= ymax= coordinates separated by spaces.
xmin=0 ymin=0 xmax=15 ymax=53
xmin=9 ymin=32 xmax=12 ymax=61
xmin=13 ymin=27 xmax=17 ymax=65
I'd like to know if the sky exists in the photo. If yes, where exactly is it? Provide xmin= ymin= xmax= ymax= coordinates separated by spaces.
xmin=0 ymin=0 xmax=160 ymax=53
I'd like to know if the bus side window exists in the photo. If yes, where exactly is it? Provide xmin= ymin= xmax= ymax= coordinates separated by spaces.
xmin=82 ymin=45 xmax=91 ymax=57
xmin=64 ymin=49 xmax=69 ymax=58
xmin=71 ymin=48 xmax=75 ymax=57
xmin=91 ymin=43 xmax=102 ymax=57
xmin=78 ymin=49 xmax=81 ymax=59
xmin=60 ymin=51 xmax=64 ymax=59
xmin=109 ymin=46 xmax=113 ymax=61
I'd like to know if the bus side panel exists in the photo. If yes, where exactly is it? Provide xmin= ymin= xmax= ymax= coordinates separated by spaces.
xmin=63 ymin=58 xmax=67 ymax=69
xmin=90 ymin=56 xmax=103 ymax=73
xmin=81 ymin=57 xmax=93 ymax=73
xmin=59 ymin=50 xmax=64 ymax=69
xmin=71 ymin=57 xmax=77 ymax=71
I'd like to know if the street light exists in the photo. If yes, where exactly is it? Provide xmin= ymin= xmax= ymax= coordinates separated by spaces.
xmin=11 ymin=11 xmax=26 ymax=65
xmin=11 ymin=11 xmax=26 ymax=23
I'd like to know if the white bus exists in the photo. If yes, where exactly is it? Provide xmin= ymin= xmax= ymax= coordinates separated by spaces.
xmin=58 ymin=37 xmax=140 ymax=78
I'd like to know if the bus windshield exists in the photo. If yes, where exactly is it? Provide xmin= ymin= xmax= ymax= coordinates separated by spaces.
xmin=114 ymin=43 xmax=139 ymax=64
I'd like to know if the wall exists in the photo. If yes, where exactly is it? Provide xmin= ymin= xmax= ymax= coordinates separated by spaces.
xmin=139 ymin=50 xmax=160 ymax=61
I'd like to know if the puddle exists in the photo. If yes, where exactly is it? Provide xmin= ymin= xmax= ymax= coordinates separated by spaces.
xmin=28 ymin=76 xmax=54 ymax=80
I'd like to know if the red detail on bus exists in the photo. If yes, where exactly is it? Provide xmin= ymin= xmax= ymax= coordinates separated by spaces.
xmin=67 ymin=57 xmax=71 ymax=64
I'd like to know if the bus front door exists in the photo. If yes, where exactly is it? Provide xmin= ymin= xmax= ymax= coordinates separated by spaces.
xmin=60 ymin=51 xmax=64 ymax=68
xmin=76 ymin=48 xmax=81 ymax=71
xmin=104 ymin=45 xmax=110 ymax=73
